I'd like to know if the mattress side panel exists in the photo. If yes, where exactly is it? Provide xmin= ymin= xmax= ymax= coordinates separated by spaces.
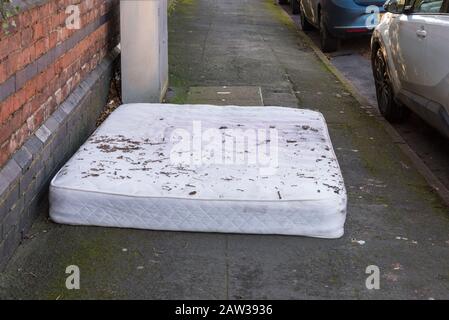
xmin=49 ymin=186 xmax=346 ymax=238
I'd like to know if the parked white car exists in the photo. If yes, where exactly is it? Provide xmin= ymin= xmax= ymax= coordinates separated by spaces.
xmin=371 ymin=0 xmax=449 ymax=137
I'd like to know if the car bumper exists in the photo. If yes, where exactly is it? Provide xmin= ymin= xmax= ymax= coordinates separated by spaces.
xmin=323 ymin=1 xmax=385 ymax=38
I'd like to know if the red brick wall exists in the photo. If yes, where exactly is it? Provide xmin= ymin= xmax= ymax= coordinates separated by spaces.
xmin=0 ymin=0 xmax=119 ymax=168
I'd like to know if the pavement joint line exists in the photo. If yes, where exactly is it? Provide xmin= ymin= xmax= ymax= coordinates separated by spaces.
xmin=276 ymin=4 xmax=449 ymax=209
xmin=258 ymin=87 xmax=265 ymax=106
xmin=260 ymin=32 xmax=299 ymax=105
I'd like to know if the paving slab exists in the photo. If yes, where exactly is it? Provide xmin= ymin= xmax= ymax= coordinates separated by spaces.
xmin=187 ymin=86 xmax=263 ymax=105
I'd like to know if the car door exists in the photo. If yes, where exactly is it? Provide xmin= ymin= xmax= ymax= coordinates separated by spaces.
xmin=441 ymin=0 xmax=449 ymax=115
xmin=387 ymin=0 xmax=430 ymax=97
xmin=412 ymin=0 xmax=449 ymax=114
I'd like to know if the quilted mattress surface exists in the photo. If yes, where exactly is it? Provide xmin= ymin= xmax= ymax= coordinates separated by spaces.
xmin=50 ymin=104 xmax=347 ymax=238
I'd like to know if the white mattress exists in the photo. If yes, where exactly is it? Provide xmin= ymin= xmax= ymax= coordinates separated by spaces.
xmin=50 ymin=104 xmax=347 ymax=238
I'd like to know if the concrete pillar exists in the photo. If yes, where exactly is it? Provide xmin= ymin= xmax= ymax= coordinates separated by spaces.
xmin=120 ymin=0 xmax=169 ymax=103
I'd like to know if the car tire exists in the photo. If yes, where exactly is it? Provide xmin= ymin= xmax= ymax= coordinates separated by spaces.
xmin=291 ymin=0 xmax=300 ymax=14
xmin=319 ymin=11 xmax=338 ymax=53
xmin=373 ymin=47 xmax=409 ymax=122
xmin=300 ymin=4 xmax=313 ymax=31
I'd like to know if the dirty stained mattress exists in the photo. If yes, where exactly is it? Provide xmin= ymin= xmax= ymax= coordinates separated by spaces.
xmin=49 ymin=104 xmax=347 ymax=238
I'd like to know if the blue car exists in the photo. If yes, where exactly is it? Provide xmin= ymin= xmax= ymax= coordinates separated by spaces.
xmin=280 ymin=0 xmax=386 ymax=52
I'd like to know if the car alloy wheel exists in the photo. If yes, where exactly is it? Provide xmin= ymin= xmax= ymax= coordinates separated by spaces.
xmin=374 ymin=50 xmax=391 ymax=114
xmin=373 ymin=48 xmax=408 ymax=122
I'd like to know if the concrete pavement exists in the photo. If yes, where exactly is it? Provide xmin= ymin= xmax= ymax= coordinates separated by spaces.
xmin=1 ymin=0 xmax=449 ymax=299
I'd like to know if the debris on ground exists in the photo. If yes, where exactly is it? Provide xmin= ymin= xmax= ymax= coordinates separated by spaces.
xmin=351 ymin=238 xmax=365 ymax=245
xmin=392 ymin=263 xmax=403 ymax=271
xmin=97 ymin=67 xmax=122 ymax=127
